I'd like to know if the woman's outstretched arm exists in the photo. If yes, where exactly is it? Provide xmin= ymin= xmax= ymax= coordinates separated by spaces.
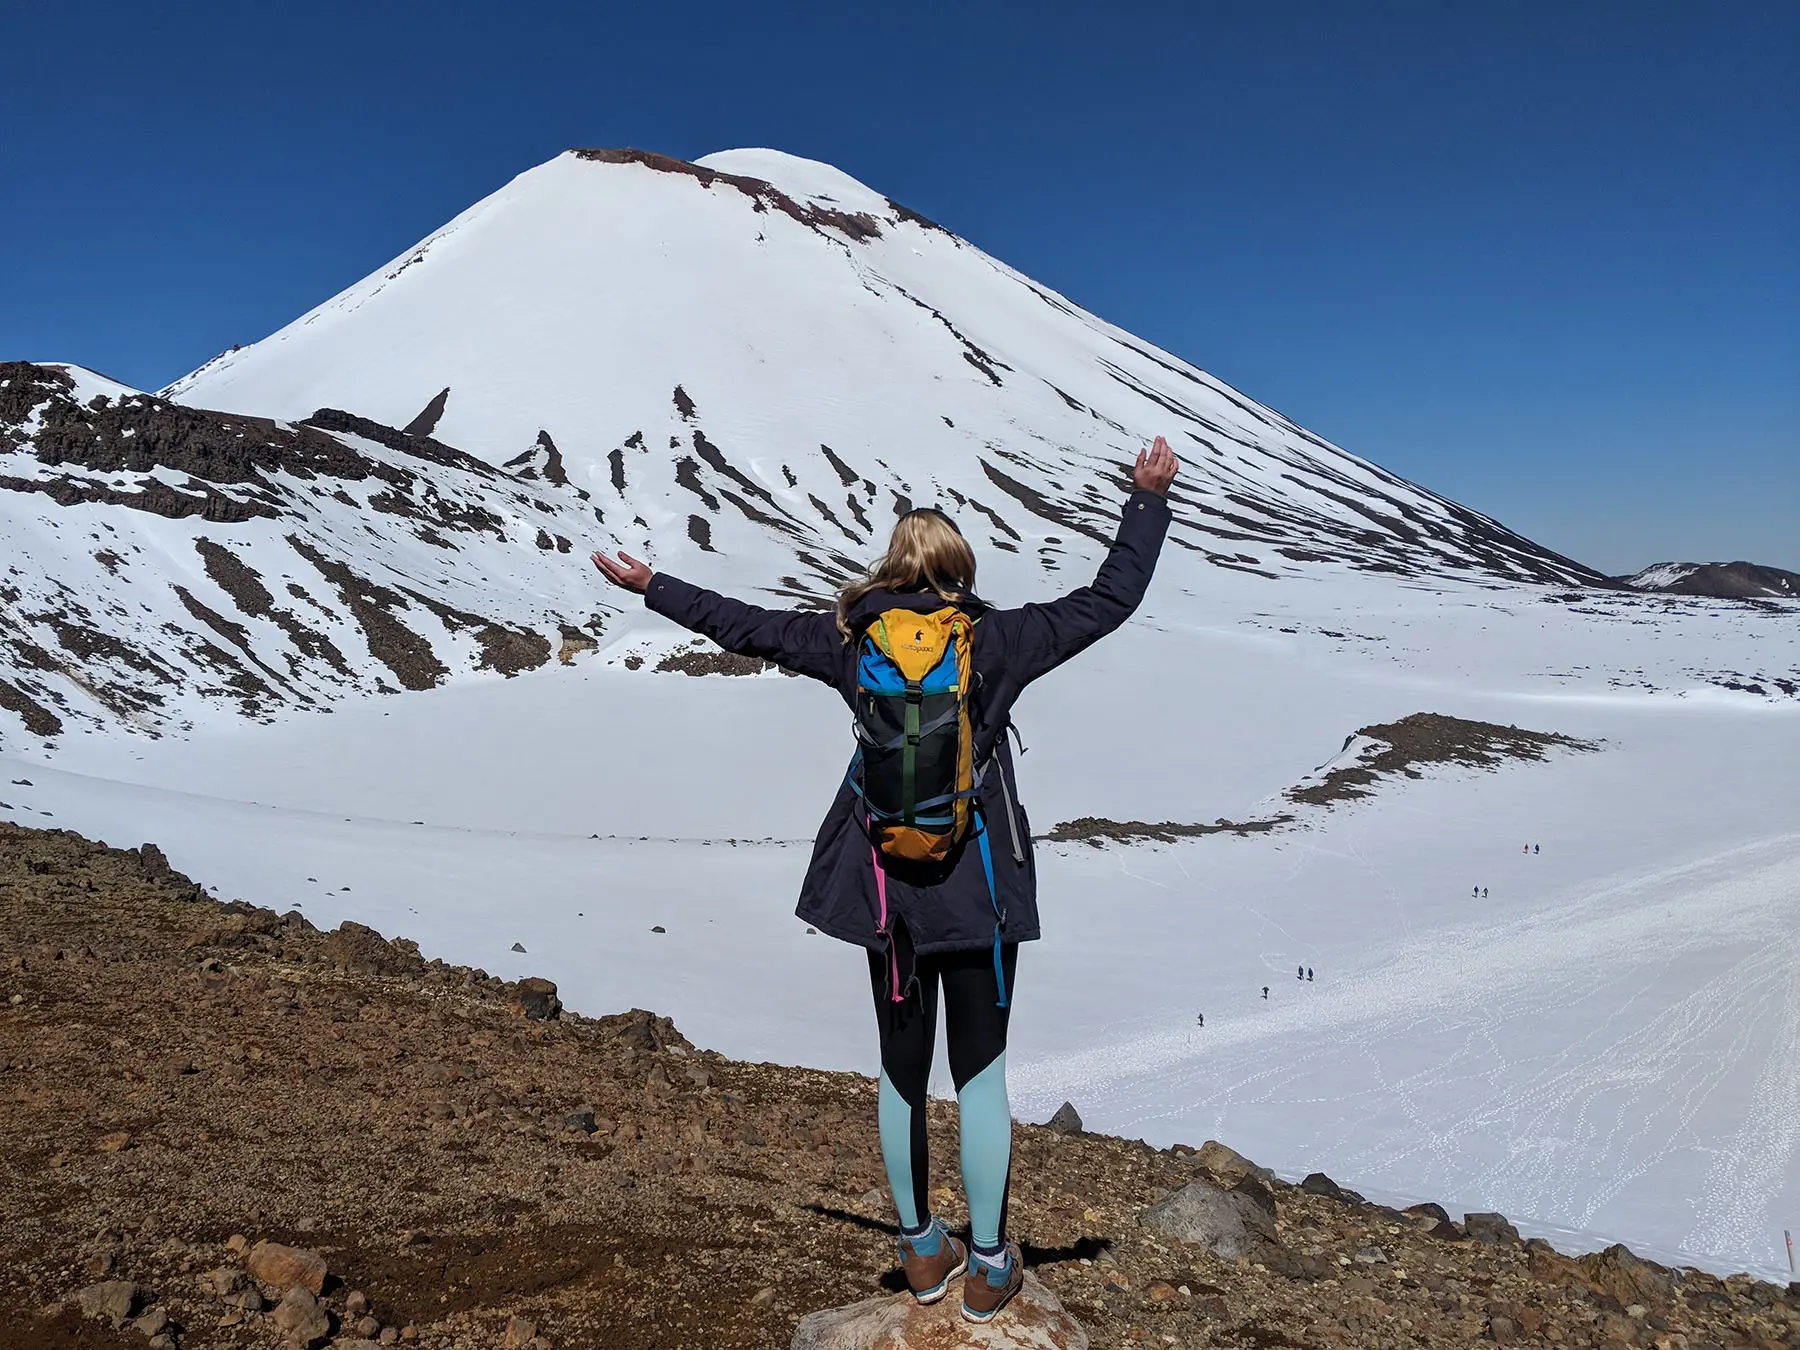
xmin=591 ymin=549 xmax=842 ymax=684
xmin=990 ymin=437 xmax=1177 ymax=686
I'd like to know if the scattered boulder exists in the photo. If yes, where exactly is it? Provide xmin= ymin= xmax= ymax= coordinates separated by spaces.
xmin=1196 ymin=1139 xmax=1271 ymax=1186
xmin=74 ymin=1279 xmax=143 ymax=1327
xmin=1299 ymin=1171 xmax=1354 ymax=1203
xmin=132 ymin=1306 xmax=171 ymax=1337
xmin=1403 ymin=1201 xmax=1463 ymax=1239
xmin=202 ymin=1265 xmax=243 ymax=1297
xmin=1576 ymin=1243 xmax=1674 ymax=1307
xmin=1230 ymin=1173 xmax=1278 ymax=1218
xmin=1046 ymin=1101 xmax=1083 ymax=1134
xmin=271 ymin=1285 xmax=332 ymax=1347
xmin=1463 ymin=1212 xmax=1522 ymax=1247
xmin=563 ymin=1107 xmax=598 ymax=1134
xmin=324 ymin=920 xmax=411 ymax=975
xmin=510 ymin=976 xmax=560 ymax=1020
xmin=510 ymin=942 xmax=527 ymax=953
xmin=596 ymin=1007 xmax=692 ymax=1054
xmin=503 ymin=1314 xmax=538 ymax=1348
xmin=246 ymin=1239 xmax=328 ymax=1294
xmin=791 ymin=1271 xmax=1087 ymax=1348
xmin=1141 ymin=1173 xmax=1281 ymax=1264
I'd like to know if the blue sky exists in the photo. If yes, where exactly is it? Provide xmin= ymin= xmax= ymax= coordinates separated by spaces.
xmin=3 ymin=1 xmax=1794 ymax=572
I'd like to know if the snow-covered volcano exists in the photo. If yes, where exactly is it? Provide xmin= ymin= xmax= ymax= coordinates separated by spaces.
xmin=168 ymin=147 xmax=1600 ymax=594
xmin=3 ymin=146 xmax=1613 ymax=742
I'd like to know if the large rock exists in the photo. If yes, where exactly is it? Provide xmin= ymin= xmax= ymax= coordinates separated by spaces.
xmin=1045 ymin=1102 xmax=1083 ymax=1135
xmin=1463 ymin=1212 xmax=1521 ymax=1247
xmin=324 ymin=920 xmax=411 ymax=975
xmin=271 ymin=1285 xmax=332 ymax=1347
xmin=791 ymin=1272 xmax=1087 ymax=1348
xmin=1298 ymin=1172 xmax=1355 ymax=1203
xmin=1141 ymin=1173 xmax=1280 ymax=1263
xmin=1195 ymin=1140 xmax=1271 ymax=1186
xmin=74 ymin=1280 xmax=143 ymax=1327
xmin=1576 ymin=1244 xmax=1674 ymax=1306
xmin=247 ymin=1239 xmax=328 ymax=1294
xmin=510 ymin=976 xmax=561 ymax=1020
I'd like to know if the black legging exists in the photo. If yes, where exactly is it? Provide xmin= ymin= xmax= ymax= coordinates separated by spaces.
xmin=869 ymin=919 xmax=1017 ymax=1247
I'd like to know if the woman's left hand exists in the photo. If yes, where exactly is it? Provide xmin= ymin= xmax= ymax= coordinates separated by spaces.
xmin=591 ymin=549 xmax=653 ymax=594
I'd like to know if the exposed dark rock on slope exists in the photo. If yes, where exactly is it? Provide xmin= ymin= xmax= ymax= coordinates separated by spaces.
xmin=0 ymin=363 xmax=608 ymax=744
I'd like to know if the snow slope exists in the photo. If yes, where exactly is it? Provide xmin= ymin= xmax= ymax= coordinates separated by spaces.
xmin=7 ymin=564 xmax=1797 ymax=1279
xmin=4 ymin=146 xmax=1798 ymax=1282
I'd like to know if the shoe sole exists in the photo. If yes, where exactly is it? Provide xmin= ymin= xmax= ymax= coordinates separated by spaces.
xmin=912 ymin=1250 xmax=968 ymax=1305
xmin=960 ymin=1276 xmax=1021 ymax=1323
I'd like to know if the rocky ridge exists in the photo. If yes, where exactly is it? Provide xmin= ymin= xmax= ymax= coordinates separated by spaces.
xmin=1621 ymin=562 xmax=1800 ymax=602
xmin=3 ymin=820 xmax=1797 ymax=1350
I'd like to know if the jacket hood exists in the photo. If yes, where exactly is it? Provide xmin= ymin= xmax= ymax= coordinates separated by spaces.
xmin=844 ymin=586 xmax=992 ymax=634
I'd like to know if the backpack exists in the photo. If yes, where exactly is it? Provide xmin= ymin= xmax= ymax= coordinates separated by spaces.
xmin=850 ymin=604 xmax=980 ymax=864
xmin=849 ymin=601 xmax=1009 ymax=1009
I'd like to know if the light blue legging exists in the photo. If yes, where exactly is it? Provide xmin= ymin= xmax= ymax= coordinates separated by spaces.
xmin=870 ymin=937 xmax=1016 ymax=1249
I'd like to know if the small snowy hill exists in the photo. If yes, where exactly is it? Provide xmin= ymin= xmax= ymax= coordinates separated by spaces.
xmin=1624 ymin=560 xmax=1800 ymax=600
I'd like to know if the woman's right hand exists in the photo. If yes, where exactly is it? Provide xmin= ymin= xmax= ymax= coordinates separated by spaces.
xmin=1132 ymin=436 xmax=1179 ymax=495
xmin=591 ymin=549 xmax=653 ymax=594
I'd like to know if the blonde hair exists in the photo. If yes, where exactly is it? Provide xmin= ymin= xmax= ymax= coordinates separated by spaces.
xmin=836 ymin=508 xmax=977 ymax=643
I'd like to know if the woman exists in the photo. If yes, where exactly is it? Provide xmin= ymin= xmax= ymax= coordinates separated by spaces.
xmin=593 ymin=436 xmax=1177 ymax=1322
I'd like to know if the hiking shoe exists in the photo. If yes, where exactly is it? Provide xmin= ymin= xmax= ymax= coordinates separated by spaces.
xmin=961 ymin=1241 xmax=1023 ymax=1323
xmin=895 ymin=1217 xmax=967 ymax=1304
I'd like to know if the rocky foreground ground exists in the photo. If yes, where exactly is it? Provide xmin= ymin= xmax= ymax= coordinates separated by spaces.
xmin=3 ymin=821 xmax=1797 ymax=1350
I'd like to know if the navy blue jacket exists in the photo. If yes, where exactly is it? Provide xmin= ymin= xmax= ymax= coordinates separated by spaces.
xmin=643 ymin=489 xmax=1171 ymax=955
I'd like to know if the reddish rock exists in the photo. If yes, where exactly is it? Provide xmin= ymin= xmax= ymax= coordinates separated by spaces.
xmin=247 ymin=1239 xmax=327 ymax=1295
xmin=510 ymin=977 xmax=560 ymax=1020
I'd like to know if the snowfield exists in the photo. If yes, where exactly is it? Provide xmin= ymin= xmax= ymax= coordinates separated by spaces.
xmin=3 ymin=146 xmax=1797 ymax=1282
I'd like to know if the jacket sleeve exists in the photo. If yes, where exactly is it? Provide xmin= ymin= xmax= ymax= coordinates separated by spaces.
xmin=643 ymin=573 xmax=843 ymax=684
xmin=991 ymin=490 xmax=1172 ymax=685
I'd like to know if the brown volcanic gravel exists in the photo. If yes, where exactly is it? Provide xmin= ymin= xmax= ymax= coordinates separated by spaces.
xmin=3 ymin=821 xmax=1797 ymax=1350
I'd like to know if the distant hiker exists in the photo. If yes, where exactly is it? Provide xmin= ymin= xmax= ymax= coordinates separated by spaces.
xmin=1523 ymin=843 xmax=1530 ymax=853
xmin=1534 ymin=843 xmax=1540 ymax=854
xmin=1297 ymin=964 xmax=1304 ymax=980
xmin=1306 ymin=967 xmax=1314 ymax=981
xmin=593 ymin=435 xmax=1179 ymax=1323
xmin=1262 ymin=985 xmax=1270 ymax=999
xmin=1196 ymin=1012 xmax=1204 ymax=1028
xmin=1482 ymin=887 xmax=1489 ymax=899
xmin=1472 ymin=885 xmax=1479 ymax=897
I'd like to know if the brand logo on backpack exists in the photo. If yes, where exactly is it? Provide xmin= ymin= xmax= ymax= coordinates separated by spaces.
xmin=849 ymin=606 xmax=978 ymax=866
